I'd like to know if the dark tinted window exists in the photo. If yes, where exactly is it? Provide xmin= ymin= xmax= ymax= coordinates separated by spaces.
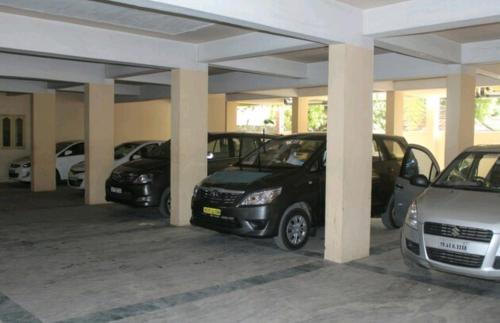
xmin=2 ymin=117 xmax=10 ymax=147
xmin=15 ymin=118 xmax=23 ymax=147
xmin=64 ymin=143 xmax=84 ymax=156
xmin=145 ymin=141 xmax=170 ymax=159
xmin=114 ymin=142 xmax=141 ymax=160
xmin=372 ymin=140 xmax=382 ymax=162
xmin=208 ymin=138 xmax=230 ymax=159
xmin=241 ymin=137 xmax=260 ymax=157
xmin=137 ymin=144 xmax=158 ymax=158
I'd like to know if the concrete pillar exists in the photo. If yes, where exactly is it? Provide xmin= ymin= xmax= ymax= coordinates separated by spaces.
xmin=31 ymin=91 xmax=56 ymax=192
xmin=226 ymin=101 xmax=238 ymax=132
xmin=385 ymin=91 xmax=404 ymax=136
xmin=445 ymin=66 xmax=476 ymax=165
xmin=208 ymin=94 xmax=226 ymax=132
xmin=291 ymin=97 xmax=309 ymax=133
xmin=171 ymin=68 xmax=208 ymax=226
xmin=84 ymin=82 xmax=115 ymax=205
xmin=324 ymin=43 xmax=374 ymax=263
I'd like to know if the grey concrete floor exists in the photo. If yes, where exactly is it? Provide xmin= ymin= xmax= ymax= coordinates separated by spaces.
xmin=1 ymin=183 xmax=500 ymax=323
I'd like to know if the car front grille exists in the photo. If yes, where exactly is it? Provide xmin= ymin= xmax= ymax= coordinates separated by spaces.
xmin=197 ymin=187 xmax=245 ymax=207
xmin=426 ymin=247 xmax=484 ymax=268
xmin=111 ymin=172 xmax=137 ymax=183
xmin=10 ymin=164 xmax=20 ymax=168
xmin=424 ymin=222 xmax=493 ymax=243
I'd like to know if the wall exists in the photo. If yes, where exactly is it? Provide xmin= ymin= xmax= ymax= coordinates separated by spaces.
xmin=0 ymin=92 xmax=172 ymax=182
xmin=0 ymin=93 xmax=31 ymax=182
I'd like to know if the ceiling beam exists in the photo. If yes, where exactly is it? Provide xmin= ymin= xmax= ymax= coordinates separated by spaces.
xmin=0 ymin=52 xmax=106 ymax=83
xmin=118 ymin=72 xmax=171 ymax=85
xmin=0 ymin=11 xmax=201 ymax=69
xmin=376 ymin=34 xmax=461 ymax=64
xmin=57 ymin=83 xmax=142 ymax=96
xmin=0 ymin=79 xmax=48 ymax=93
xmin=198 ymin=33 xmax=321 ymax=63
xmin=103 ymin=0 xmax=367 ymax=45
xmin=462 ymin=39 xmax=500 ymax=65
xmin=212 ymin=57 xmax=307 ymax=79
xmin=364 ymin=0 xmax=500 ymax=37
xmin=105 ymin=65 xmax=165 ymax=79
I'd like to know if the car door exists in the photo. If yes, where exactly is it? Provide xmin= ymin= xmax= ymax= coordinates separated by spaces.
xmin=57 ymin=142 xmax=84 ymax=180
xmin=393 ymin=144 xmax=440 ymax=227
xmin=377 ymin=137 xmax=407 ymax=211
xmin=371 ymin=138 xmax=387 ymax=213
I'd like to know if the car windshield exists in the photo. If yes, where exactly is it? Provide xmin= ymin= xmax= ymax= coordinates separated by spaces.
xmin=114 ymin=142 xmax=141 ymax=160
xmin=56 ymin=142 xmax=74 ymax=153
xmin=145 ymin=141 xmax=171 ymax=159
xmin=240 ymin=138 xmax=323 ymax=168
xmin=434 ymin=152 xmax=500 ymax=192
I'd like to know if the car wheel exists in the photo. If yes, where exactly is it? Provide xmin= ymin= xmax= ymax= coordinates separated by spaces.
xmin=274 ymin=207 xmax=310 ymax=250
xmin=159 ymin=188 xmax=171 ymax=219
xmin=381 ymin=195 xmax=397 ymax=229
xmin=55 ymin=170 xmax=61 ymax=185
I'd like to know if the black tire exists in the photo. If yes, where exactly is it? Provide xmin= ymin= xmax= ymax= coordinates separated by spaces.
xmin=381 ymin=195 xmax=397 ymax=229
xmin=55 ymin=170 xmax=61 ymax=185
xmin=159 ymin=188 xmax=171 ymax=219
xmin=274 ymin=207 xmax=310 ymax=250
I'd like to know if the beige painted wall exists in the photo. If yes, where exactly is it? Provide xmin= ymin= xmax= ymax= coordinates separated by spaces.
xmin=0 ymin=93 xmax=31 ymax=182
xmin=0 ymin=92 xmax=172 ymax=182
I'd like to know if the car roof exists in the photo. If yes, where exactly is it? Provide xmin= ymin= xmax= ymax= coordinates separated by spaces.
xmin=271 ymin=133 xmax=406 ymax=141
xmin=208 ymin=132 xmax=279 ymax=138
xmin=464 ymin=145 xmax=500 ymax=153
xmin=120 ymin=140 xmax=162 ymax=145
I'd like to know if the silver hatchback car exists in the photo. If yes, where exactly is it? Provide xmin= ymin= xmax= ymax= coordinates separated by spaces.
xmin=397 ymin=145 xmax=500 ymax=280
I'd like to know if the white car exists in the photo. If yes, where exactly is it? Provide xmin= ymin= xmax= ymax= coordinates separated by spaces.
xmin=68 ymin=141 xmax=162 ymax=190
xmin=9 ymin=141 xmax=84 ymax=183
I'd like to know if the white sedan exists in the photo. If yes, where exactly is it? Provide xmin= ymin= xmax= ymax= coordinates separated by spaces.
xmin=68 ymin=141 xmax=162 ymax=190
xmin=9 ymin=141 xmax=84 ymax=183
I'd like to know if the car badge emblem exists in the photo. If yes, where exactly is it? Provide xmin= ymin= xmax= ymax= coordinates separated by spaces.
xmin=451 ymin=226 xmax=461 ymax=237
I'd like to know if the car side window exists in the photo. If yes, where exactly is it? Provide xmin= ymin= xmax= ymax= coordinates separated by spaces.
xmin=208 ymin=138 xmax=230 ymax=159
xmin=372 ymin=140 xmax=383 ymax=162
xmin=382 ymin=139 xmax=405 ymax=161
xmin=65 ymin=143 xmax=84 ymax=156
xmin=137 ymin=144 xmax=158 ymax=158
xmin=231 ymin=137 xmax=240 ymax=157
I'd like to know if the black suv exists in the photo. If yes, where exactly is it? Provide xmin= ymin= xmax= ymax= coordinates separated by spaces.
xmin=105 ymin=132 xmax=275 ymax=216
xmin=191 ymin=133 xmax=408 ymax=250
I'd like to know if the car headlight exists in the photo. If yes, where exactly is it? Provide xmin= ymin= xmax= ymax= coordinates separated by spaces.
xmin=133 ymin=173 xmax=153 ymax=184
xmin=22 ymin=162 xmax=31 ymax=168
xmin=193 ymin=185 xmax=200 ymax=198
xmin=405 ymin=201 xmax=419 ymax=230
xmin=239 ymin=187 xmax=282 ymax=206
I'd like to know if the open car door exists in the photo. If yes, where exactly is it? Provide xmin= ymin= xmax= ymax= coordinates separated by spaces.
xmin=391 ymin=144 xmax=440 ymax=227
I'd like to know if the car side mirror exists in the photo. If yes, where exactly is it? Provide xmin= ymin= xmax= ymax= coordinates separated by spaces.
xmin=64 ymin=150 xmax=72 ymax=156
xmin=131 ymin=154 xmax=141 ymax=161
xmin=410 ymin=174 xmax=430 ymax=187
xmin=207 ymin=152 xmax=214 ymax=160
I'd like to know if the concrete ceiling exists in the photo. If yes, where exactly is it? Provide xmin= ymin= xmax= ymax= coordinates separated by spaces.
xmin=0 ymin=0 xmax=251 ymax=43
xmin=338 ymin=0 xmax=408 ymax=9
xmin=435 ymin=23 xmax=500 ymax=43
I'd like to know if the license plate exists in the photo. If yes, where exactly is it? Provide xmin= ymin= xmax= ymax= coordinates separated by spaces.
xmin=203 ymin=207 xmax=221 ymax=217
xmin=110 ymin=186 xmax=122 ymax=194
xmin=439 ymin=240 xmax=468 ymax=252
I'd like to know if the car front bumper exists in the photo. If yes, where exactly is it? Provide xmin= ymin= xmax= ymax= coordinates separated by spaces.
xmin=9 ymin=167 xmax=30 ymax=182
xmin=401 ymin=222 xmax=500 ymax=280
xmin=68 ymin=171 xmax=85 ymax=189
xmin=191 ymin=200 xmax=281 ymax=238
xmin=105 ymin=179 xmax=160 ymax=207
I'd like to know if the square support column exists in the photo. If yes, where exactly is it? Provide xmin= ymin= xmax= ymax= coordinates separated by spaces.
xmin=31 ymin=91 xmax=56 ymax=192
xmin=226 ymin=101 xmax=238 ymax=132
xmin=171 ymin=68 xmax=208 ymax=226
xmin=291 ymin=97 xmax=309 ymax=133
xmin=445 ymin=66 xmax=476 ymax=165
xmin=325 ymin=43 xmax=374 ymax=263
xmin=84 ymin=82 xmax=114 ymax=205
xmin=208 ymin=94 xmax=226 ymax=132
xmin=385 ymin=91 xmax=404 ymax=136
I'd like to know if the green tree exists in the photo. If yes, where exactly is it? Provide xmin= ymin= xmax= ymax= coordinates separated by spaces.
xmin=307 ymin=104 xmax=327 ymax=132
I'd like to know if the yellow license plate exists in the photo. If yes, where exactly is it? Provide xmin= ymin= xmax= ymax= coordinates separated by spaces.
xmin=203 ymin=207 xmax=221 ymax=217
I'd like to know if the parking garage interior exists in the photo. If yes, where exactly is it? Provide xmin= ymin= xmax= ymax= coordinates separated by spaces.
xmin=1 ymin=0 xmax=500 ymax=322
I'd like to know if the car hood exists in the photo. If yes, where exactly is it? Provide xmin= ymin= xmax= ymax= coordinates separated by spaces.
xmin=11 ymin=156 xmax=30 ymax=165
xmin=200 ymin=167 xmax=299 ymax=192
xmin=72 ymin=159 xmax=121 ymax=172
xmin=113 ymin=158 xmax=169 ymax=173
xmin=418 ymin=187 xmax=500 ymax=232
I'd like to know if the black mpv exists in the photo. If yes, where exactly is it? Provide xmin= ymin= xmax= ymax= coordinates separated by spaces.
xmin=106 ymin=132 xmax=275 ymax=217
xmin=191 ymin=133 xmax=408 ymax=250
